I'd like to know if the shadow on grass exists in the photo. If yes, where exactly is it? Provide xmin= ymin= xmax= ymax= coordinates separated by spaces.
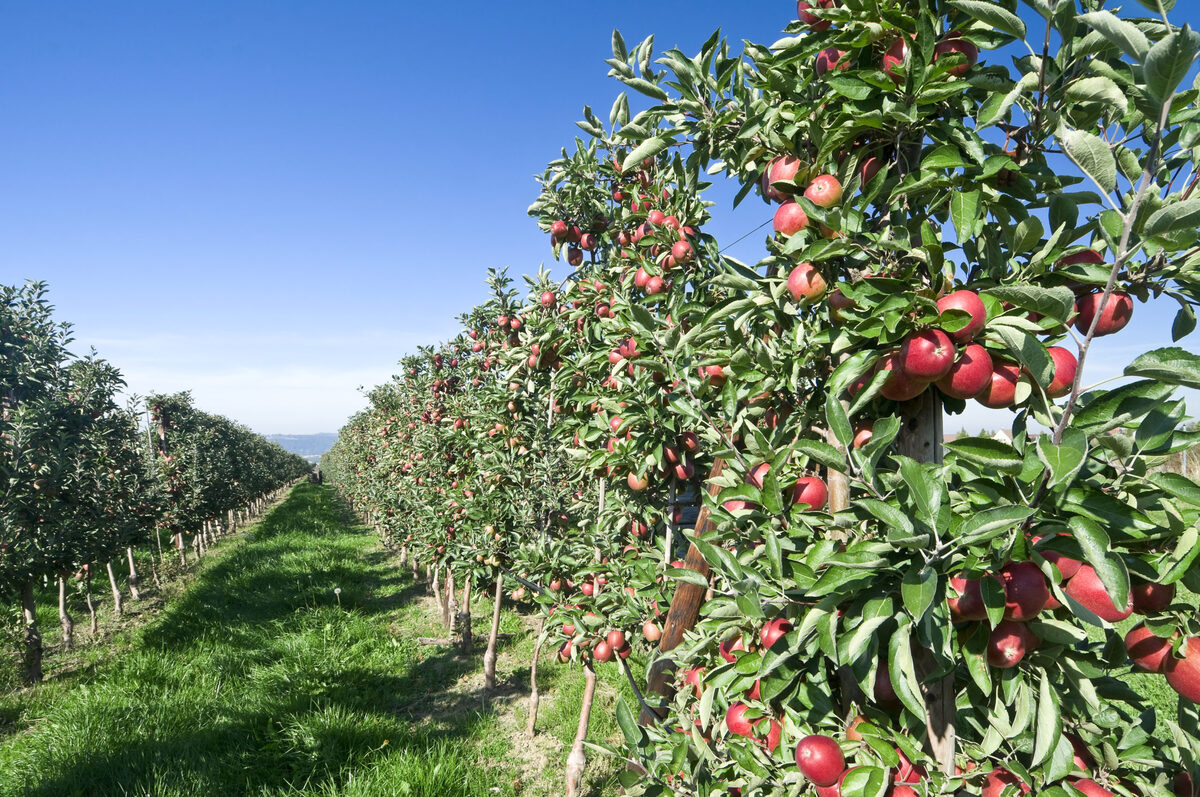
xmin=2 ymin=485 xmax=531 ymax=797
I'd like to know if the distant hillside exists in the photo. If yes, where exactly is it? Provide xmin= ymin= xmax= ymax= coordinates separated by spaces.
xmin=265 ymin=433 xmax=337 ymax=464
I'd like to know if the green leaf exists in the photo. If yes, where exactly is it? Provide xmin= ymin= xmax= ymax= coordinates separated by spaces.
xmin=826 ymin=391 xmax=853 ymax=450
xmin=1125 ymin=347 xmax=1200 ymax=389
xmin=858 ymin=497 xmax=915 ymax=537
xmin=622 ymin=77 xmax=669 ymax=103
xmin=1068 ymin=516 xmax=1130 ymax=611
xmin=1172 ymin=300 xmax=1197 ymax=341
xmin=1144 ymin=198 xmax=1200 ymax=238
xmin=945 ymin=436 xmax=1024 ymax=474
xmin=825 ymin=75 xmax=874 ymax=100
xmin=1036 ymin=429 xmax=1088 ymax=488
xmin=792 ymin=438 xmax=847 ymax=472
xmin=958 ymin=505 xmax=1035 ymax=545
xmin=615 ymin=697 xmax=641 ymax=746
xmin=1078 ymin=11 xmax=1150 ymax=61
xmin=901 ymin=567 xmax=936 ymax=620
xmin=1150 ymin=471 xmax=1200 ymax=507
xmin=1011 ymin=216 xmax=1045 ymax=255
xmin=1144 ymin=27 xmax=1200 ymax=103
xmin=1074 ymin=379 xmax=1175 ymax=434
xmin=1033 ymin=669 xmax=1063 ymax=766
xmin=1159 ymin=526 xmax=1200 ymax=585
xmin=620 ymin=135 xmax=672 ymax=172
xmin=950 ymin=0 xmax=1026 ymax=38
xmin=983 ymin=285 xmax=1075 ymax=323
xmin=898 ymin=457 xmax=943 ymax=526
xmin=1059 ymin=127 xmax=1117 ymax=194
xmin=1065 ymin=76 xmax=1128 ymax=116
xmin=950 ymin=187 xmax=982 ymax=241
xmin=922 ymin=145 xmax=966 ymax=170
xmin=888 ymin=623 xmax=928 ymax=722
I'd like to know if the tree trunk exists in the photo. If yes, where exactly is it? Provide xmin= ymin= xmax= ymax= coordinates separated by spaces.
xmin=175 ymin=532 xmax=187 ymax=568
xmin=446 ymin=570 xmax=458 ymax=633
xmin=432 ymin=565 xmax=445 ymax=624
xmin=459 ymin=573 xmax=473 ymax=654
xmin=84 ymin=570 xmax=98 ymax=635
xmin=895 ymin=391 xmax=955 ymax=774
xmin=527 ymin=617 xmax=546 ymax=736
xmin=640 ymin=458 xmax=726 ymax=725
xmin=484 ymin=572 xmax=504 ymax=690
xmin=58 ymin=577 xmax=74 ymax=651
xmin=565 ymin=664 xmax=597 ymax=797
xmin=126 ymin=547 xmax=142 ymax=600
xmin=106 ymin=560 xmax=124 ymax=618
xmin=21 ymin=580 xmax=43 ymax=684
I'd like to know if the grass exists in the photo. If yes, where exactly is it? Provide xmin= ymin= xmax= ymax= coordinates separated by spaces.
xmin=0 ymin=484 xmax=636 ymax=797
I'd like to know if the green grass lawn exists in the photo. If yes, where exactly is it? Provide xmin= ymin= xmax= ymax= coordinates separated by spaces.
xmin=0 ymin=484 xmax=635 ymax=797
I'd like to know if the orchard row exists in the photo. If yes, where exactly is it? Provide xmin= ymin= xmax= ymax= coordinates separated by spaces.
xmin=324 ymin=2 xmax=1200 ymax=796
xmin=1 ymin=281 xmax=312 ymax=683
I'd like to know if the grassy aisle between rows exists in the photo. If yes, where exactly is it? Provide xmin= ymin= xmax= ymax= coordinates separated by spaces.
xmin=0 ymin=484 xmax=632 ymax=796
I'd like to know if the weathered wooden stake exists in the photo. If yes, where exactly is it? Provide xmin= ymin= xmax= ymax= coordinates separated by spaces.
xmin=565 ymin=664 xmax=597 ymax=797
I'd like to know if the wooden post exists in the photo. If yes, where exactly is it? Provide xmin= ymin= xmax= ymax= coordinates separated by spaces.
xmin=638 ymin=458 xmax=725 ymax=725
xmin=58 ymin=576 xmax=74 ymax=651
xmin=895 ymin=391 xmax=955 ymax=774
xmin=106 ymin=561 xmax=124 ymax=617
xmin=127 ymin=547 xmax=141 ymax=600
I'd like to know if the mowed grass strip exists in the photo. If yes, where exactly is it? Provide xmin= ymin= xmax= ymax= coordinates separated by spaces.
xmin=0 ymin=484 xmax=525 ymax=797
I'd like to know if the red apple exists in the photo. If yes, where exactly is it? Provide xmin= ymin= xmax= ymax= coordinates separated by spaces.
xmin=976 ymin=362 xmax=1021 ymax=408
xmin=790 ymin=476 xmax=828 ymax=511
xmin=748 ymin=462 xmax=771 ymax=489
xmin=1166 ymin=638 xmax=1200 ymax=703
xmin=999 ymin=561 xmax=1049 ymax=621
xmin=671 ymin=239 xmax=695 ymax=263
xmin=948 ymin=575 xmax=986 ymax=621
xmin=627 ymin=472 xmax=650 ymax=491
xmin=982 ymin=768 xmax=1030 ymax=797
xmin=804 ymin=174 xmax=844 ymax=208
xmin=1132 ymin=579 xmax=1175 ymax=614
xmin=1056 ymin=248 xmax=1105 ymax=268
xmin=539 ymin=290 xmax=556 ymax=308
xmin=935 ymin=343 xmax=993 ymax=399
xmin=901 ymin=329 xmax=956 ymax=380
xmin=852 ymin=422 xmax=873 ymax=449
xmin=550 ymin=220 xmax=568 ymax=240
xmin=787 ymin=262 xmax=827 ymax=303
xmin=762 ymin=154 xmax=802 ymax=202
xmin=987 ymin=620 xmax=1037 ymax=668
xmin=1046 ymin=346 xmax=1078 ymax=398
xmin=567 ymin=247 xmax=583 ymax=266
xmin=719 ymin=636 xmax=747 ymax=663
xmin=1125 ymin=622 xmax=1172 ymax=672
xmin=774 ymin=201 xmax=810 ymax=236
xmin=932 ymin=32 xmax=978 ymax=76
xmin=643 ymin=620 xmax=662 ymax=643
xmin=1070 ymin=779 xmax=1115 ymax=797
xmin=796 ymin=0 xmax=835 ymax=31
xmin=880 ymin=353 xmax=930 ymax=402
xmin=699 ymin=365 xmax=727 ymax=387
xmin=936 ymin=289 xmax=986 ymax=342
xmin=815 ymin=47 xmax=847 ymax=77
xmin=1064 ymin=564 xmax=1133 ymax=622
xmin=760 ymin=616 xmax=793 ymax=650
xmin=1074 ymin=291 xmax=1133 ymax=336
xmin=795 ymin=734 xmax=846 ymax=787
xmin=607 ymin=629 xmax=626 ymax=650
xmin=726 ymin=702 xmax=756 ymax=737
xmin=881 ymin=38 xmax=908 ymax=84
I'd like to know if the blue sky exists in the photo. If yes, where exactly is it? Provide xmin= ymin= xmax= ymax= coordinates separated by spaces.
xmin=0 ymin=2 xmax=1196 ymax=435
